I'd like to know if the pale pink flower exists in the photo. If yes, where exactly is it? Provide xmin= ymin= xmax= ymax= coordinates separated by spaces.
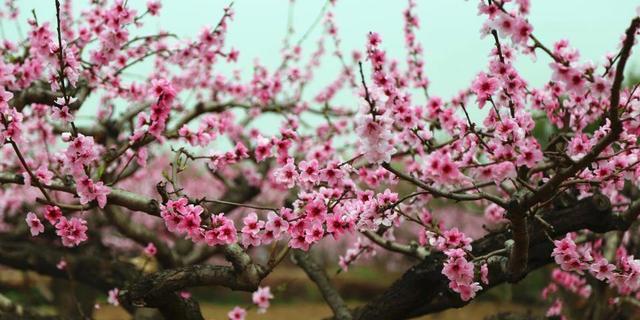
xmin=252 ymin=286 xmax=274 ymax=313
xmin=25 ymin=212 xmax=44 ymax=236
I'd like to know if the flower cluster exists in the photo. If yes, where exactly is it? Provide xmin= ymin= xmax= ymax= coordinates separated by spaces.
xmin=252 ymin=286 xmax=274 ymax=313
xmin=339 ymin=237 xmax=375 ymax=272
xmin=442 ymin=248 xmax=483 ymax=301
xmin=24 ymin=206 xmax=88 ymax=247
xmin=3 ymin=0 xmax=640 ymax=317
xmin=25 ymin=212 xmax=44 ymax=236
xmin=55 ymin=216 xmax=88 ymax=247
xmin=545 ymin=234 xmax=640 ymax=316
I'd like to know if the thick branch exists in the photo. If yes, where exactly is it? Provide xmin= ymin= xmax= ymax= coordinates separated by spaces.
xmin=8 ymin=81 xmax=90 ymax=112
xmin=122 ymin=264 xmax=258 ymax=308
xmin=0 ymin=238 xmax=208 ymax=319
xmin=293 ymin=250 xmax=352 ymax=320
xmin=506 ymin=203 xmax=528 ymax=280
xmin=0 ymin=240 xmax=133 ymax=292
xmin=103 ymin=205 xmax=176 ymax=268
xmin=222 ymin=243 xmax=267 ymax=285
xmin=154 ymin=294 xmax=204 ymax=320
xmin=362 ymin=230 xmax=428 ymax=260
xmin=352 ymin=195 xmax=623 ymax=320
xmin=0 ymin=172 xmax=161 ymax=216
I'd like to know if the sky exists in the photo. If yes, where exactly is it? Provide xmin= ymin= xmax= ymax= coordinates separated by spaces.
xmin=151 ymin=0 xmax=640 ymax=96
xmin=4 ymin=0 xmax=640 ymax=119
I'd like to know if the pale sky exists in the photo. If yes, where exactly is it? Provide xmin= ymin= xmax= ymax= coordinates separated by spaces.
xmin=5 ymin=0 xmax=640 ymax=114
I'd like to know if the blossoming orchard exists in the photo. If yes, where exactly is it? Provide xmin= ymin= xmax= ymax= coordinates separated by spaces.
xmin=1 ymin=0 xmax=640 ymax=319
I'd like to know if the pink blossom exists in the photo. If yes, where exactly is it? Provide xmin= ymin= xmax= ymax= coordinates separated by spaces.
xmin=515 ymin=139 xmax=543 ymax=168
xmin=429 ymin=153 xmax=463 ymax=184
xmin=175 ymin=204 xmax=203 ymax=236
xmin=589 ymin=258 xmax=615 ymax=281
xmin=241 ymin=212 xmax=264 ymax=235
xmin=241 ymin=232 xmax=262 ymax=247
xmin=0 ymin=0 xmax=639 ymax=315
xmin=551 ymin=235 xmax=584 ymax=272
xmin=512 ymin=18 xmax=532 ymax=44
xmin=55 ymin=216 xmax=88 ymax=247
xmin=34 ymin=165 xmax=53 ymax=185
xmin=319 ymin=162 xmax=345 ymax=186
xmin=265 ymin=212 xmax=289 ymax=235
xmin=494 ymin=14 xmax=516 ymax=37
xmin=144 ymin=243 xmax=157 ymax=256
xmin=451 ymin=281 xmax=482 ymax=301
xmin=546 ymin=298 xmax=563 ymax=317
xmin=76 ymin=177 xmax=110 ymax=208
xmin=480 ymin=263 xmax=489 ymax=285
xmin=304 ymin=198 xmax=327 ymax=221
xmin=326 ymin=213 xmax=351 ymax=239
xmin=254 ymin=136 xmax=273 ymax=162
xmin=273 ymin=158 xmax=298 ymax=188
xmin=227 ymin=306 xmax=246 ymax=320
xmin=289 ymin=230 xmax=310 ymax=251
xmin=25 ymin=212 xmax=44 ymax=236
xmin=471 ymin=72 xmax=498 ymax=108
xmin=63 ymin=134 xmax=100 ymax=176
xmin=205 ymin=213 xmax=238 ymax=246
xmin=440 ymin=228 xmax=472 ymax=251
xmin=146 ymin=0 xmax=161 ymax=15
xmin=484 ymin=204 xmax=505 ymax=223
xmin=252 ymin=286 xmax=274 ymax=313
xmin=442 ymin=257 xmax=474 ymax=284
xmin=355 ymin=113 xmax=396 ymax=164
xmin=160 ymin=198 xmax=189 ymax=232
xmin=0 ymin=87 xmax=13 ymax=110
xmin=107 ymin=288 xmax=119 ymax=306
xmin=304 ymin=222 xmax=325 ymax=244
xmin=298 ymin=159 xmax=320 ymax=184
xmin=567 ymin=134 xmax=591 ymax=161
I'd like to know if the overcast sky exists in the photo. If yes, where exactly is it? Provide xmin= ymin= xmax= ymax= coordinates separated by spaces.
xmin=5 ymin=1 xmax=640 ymax=115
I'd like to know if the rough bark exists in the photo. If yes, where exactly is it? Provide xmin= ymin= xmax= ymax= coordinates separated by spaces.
xmin=0 ymin=240 xmax=133 ymax=292
xmin=122 ymin=264 xmax=258 ymax=308
xmin=352 ymin=195 xmax=624 ymax=320
xmin=293 ymin=250 xmax=353 ymax=320
xmin=0 ymin=239 xmax=209 ymax=320
xmin=103 ymin=205 xmax=177 ymax=268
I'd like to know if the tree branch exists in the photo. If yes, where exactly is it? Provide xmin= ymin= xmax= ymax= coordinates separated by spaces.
xmin=362 ymin=230 xmax=428 ymax=260
xmin=381 ymin=163 xmax=507 ymax=207
xmin=351 ymin=195 xmax=624 ymax=320
xmin=0 ymin=240 xmax=133 ymax=292
xmin=292 ymin=250 xmax=352 ymax=320
xmin=0 ymin=172 xmax=161 ymax=216
xmin=122 ymin=264 xmax=258 ymax=308
xmin=504 ymin=17 xmax=640 ymax=280
xmin=0 ymin=238 xmax=207 ymax=320
xmin=103 ymin=205 xmax=176 ymax=268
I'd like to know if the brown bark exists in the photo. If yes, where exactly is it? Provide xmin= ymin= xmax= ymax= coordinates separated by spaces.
xmin=293 ymin=250 xmax=352 ymax=320
xmin=352 ymin=195 xmax=624 ymax=320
